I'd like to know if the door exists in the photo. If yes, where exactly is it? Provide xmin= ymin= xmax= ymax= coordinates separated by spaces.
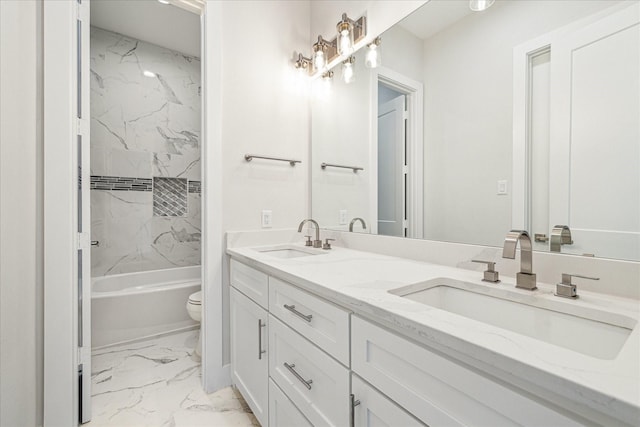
xmin=230 ymin=288 xmax=269 ymax=426
xmin=377 ymin=95 xmax=406 ymax=237
xmin=77 ymin=0 xmax=92 ymax=422
xmin=351 ymin=375 xmax=425 ymax=427
xmin=549 ymin=2 xmax=640 ymax=260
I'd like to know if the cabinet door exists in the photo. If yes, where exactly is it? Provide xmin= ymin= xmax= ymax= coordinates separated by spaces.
xmin=352 ymin=375 xmax=425 ymax=427
xmin=269 ymin=379 xmax=313 ymax=427
xmin=231 ymin=288 xmax=268 ymax=426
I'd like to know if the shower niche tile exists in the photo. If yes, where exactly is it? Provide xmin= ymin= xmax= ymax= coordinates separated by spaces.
xmin=153 ymin=177 xmax=188 ymax=217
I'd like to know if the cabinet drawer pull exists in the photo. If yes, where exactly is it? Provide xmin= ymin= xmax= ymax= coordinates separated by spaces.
xmin=284 ymin=304 xmax=313 ymax=322
xmin=283 ymin=362 xmax=313 ymax=390
xmin=257 ymin=319 xmax=266 ymax=360
xmin=350 ymin=393 xmax=361 ymax=427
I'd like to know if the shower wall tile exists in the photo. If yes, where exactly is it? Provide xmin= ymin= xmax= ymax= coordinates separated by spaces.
xmin=153 ymin=177 xmax=188 ymax=217
xmin=90 ymin=27 xmax=201 ymax=276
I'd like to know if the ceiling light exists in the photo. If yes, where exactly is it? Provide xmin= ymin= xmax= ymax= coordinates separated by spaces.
xmin=158 ymin=0 xmax=171 ymax=4
xmin=143 ymin=70 xmax=157 ymax=78
xmin=469 ymin=0 xmax=495 ymax=12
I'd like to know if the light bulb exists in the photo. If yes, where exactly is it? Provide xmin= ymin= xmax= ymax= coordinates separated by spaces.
xmin=342 ymin=57 xmax=355 ymax=84
xmin=338 ymin=30 xmax=354 ymax=56
xmin=469 ymin=0 xmax=495 ymax=11
xmin=365 ymin=39 xmax=381 ymax=69
xmin=313 ymin=50 xmax=326 ymax=71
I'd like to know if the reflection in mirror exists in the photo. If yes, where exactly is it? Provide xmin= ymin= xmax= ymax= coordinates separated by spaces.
xmin=311 ymin=0 xmax=639 ymax=261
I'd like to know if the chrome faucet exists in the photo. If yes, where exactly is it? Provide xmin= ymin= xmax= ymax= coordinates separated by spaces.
xmin=550 ymin=225 xmax=573 ymax=252
xmin=298 ymin=219 xmax=322 ymax=248
xmin=502 ymin=230 xmax=537 ymax=290
xmin=349 ymin=217 xmax=367 ymax=232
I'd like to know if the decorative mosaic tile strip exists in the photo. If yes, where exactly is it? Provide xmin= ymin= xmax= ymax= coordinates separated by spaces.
xmin=188 ymin=180 xmax=201 ymax=194
xmin=91 ymin=175 xmax=153 ymax=191
xmin=153 ymin=177 xmax=188 ymax=217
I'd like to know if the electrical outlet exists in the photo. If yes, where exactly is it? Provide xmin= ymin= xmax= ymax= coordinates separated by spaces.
xmin=339 ymin=209 xmax=348 ymax=225
xmin=497 ymin=180 xmax=508 ymax=195
xmin=261 ymin=210 xmax=272 ymax=228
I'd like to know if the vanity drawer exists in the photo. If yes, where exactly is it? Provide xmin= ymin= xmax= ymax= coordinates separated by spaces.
xmin=269 ymin=277 xmax=350 ymax=365
xmin=351 ymin=316 xmax=583 ymax=427
xmin=269 ymin=315 xmax=349 ymax=427
xmin=269 ymin=378 xmax=313 ymax=427
xmin=230 ymin=259 xmax=268 ymax=309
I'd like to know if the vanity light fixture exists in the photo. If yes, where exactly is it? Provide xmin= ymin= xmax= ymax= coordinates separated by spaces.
xmin=336 ymin=13 xmax=367 ymax=57
xmin=342 ymin=56 xmax=356 ymax=84
xmin=365 ymin=37 xmax=382 ymax=69
xmin=294 ymin=53 xmax=313 ymax=75
xmin=312 ymin=36 xmax=336 ymax=72
xmin=469 ymin=0 xmax=495 ymax=11
xmin=322 ymin=70 xmax=334 ymax=83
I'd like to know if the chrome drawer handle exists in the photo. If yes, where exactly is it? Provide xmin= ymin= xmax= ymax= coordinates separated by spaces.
xmin=283 ymin=304 xmax=313 ymax=322
xmin=257 ymin=319 xmax=266 ymax=360
xmin=283 ymin=362 xmax=313 ymax=390
xmin=350 ymin=393 xmax=361 ymax=427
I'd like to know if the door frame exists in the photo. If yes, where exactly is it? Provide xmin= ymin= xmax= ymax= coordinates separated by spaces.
xmin=43 ymin=1 xmax=227 ymax=424
xmin=511 ymin=1 xmax=632 ymax=233
xmin=369 ymin=66 xmax=423 ymax=238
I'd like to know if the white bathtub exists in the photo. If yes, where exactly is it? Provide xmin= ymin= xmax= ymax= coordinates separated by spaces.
xmin=91 ymin=266 xmax=201 ymax=348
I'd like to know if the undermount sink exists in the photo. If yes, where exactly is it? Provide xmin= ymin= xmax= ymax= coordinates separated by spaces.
xmin=255 ymin=245 xmax=324 ymax=259
xmin=390 ymin=278 xmax=636 ymax=360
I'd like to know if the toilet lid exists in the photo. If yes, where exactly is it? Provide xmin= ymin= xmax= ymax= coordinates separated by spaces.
xmin=188 ymin=291 xmax=202 ymax=305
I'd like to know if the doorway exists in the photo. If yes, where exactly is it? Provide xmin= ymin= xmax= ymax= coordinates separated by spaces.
xmin=372 ymin=68 xmax=424 ymax=239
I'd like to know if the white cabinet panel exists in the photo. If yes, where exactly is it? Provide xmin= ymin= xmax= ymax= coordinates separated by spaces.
xmin=269 ymin=315 xmax=349 ymax=427
xmin=352 ymin=374 xmax=425 ymax=427
xmin=269 ymin=276 xmax=350 ymax=365
xmin=230 ymin=288 xmax=268 ymax=426
xmin=351 ymin=316 xmax=583 ymax=427
xmin=269 ymin=379 xmax=312 ymax=427
xmin=231 ymin=259 xmax=269 ymax=309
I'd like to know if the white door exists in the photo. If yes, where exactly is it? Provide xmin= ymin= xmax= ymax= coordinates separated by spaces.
xmin=377 ymin=95 xmax=406 ymax=237
xmin=549 ymin=2 xmax=640 ymax=260
xmin=351 ymin=375 xmax=425 ymax=427
xmin=77 ymin=0 xmax=92 ymax=422
xmin=230 ymin=288 xmax=269 ymax=426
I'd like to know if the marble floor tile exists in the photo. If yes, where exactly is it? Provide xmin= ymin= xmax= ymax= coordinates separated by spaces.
xmin=87 ymin=330 xmax=259 ymax=427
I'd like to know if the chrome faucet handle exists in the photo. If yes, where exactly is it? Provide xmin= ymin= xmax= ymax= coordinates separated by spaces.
xmin=471 ymin=259 xmax=500 ymax=283
xmin=550 ymin=225 xmax=573 ymax=252
xmin=555 ymin=273 xmax=599 ymax=299
xmin=322 ymin=238 xmax=335 ymax=250
xmin=304 ymin=235 xmax=313 ymax=247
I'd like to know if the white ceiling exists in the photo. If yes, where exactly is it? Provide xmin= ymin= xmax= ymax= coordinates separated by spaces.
xmin=399 ymin=0 xmax=476 ymax=40
xmin=91 ymin=0 xmax=201 ymax=57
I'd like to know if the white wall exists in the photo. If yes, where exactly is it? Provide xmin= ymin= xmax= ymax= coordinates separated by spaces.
xmin=219 ymin=0 xmax=311 ymax=366
xmin=421 ymin=0 xmax=620 ymax=247
xmin=0 ymin=0 xmax=43 ymax=425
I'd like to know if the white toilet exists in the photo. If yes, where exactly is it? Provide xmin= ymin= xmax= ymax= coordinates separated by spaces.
xmin=186 ymin=291 xmax=202 ymax=357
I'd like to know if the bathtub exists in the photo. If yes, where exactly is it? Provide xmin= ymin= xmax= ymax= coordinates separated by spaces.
xmin=91 ymin=266 xmax=201 ymax=348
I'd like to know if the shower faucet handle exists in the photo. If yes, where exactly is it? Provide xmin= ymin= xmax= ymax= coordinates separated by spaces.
xmin=471 ymin=259 xmax=500 ymax=283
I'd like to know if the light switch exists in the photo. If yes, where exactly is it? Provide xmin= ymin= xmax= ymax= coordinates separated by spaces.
xmin=339 ymin=209 xmax=348 ymax=225
xmin=261 ymin=210 xmax=272 ymax=228
xmin=497 ymin=180 xmax=508 ymax=195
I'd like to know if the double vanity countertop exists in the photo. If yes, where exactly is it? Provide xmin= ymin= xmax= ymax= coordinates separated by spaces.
xmin=227 ymin=243 xmax=640 ymax=425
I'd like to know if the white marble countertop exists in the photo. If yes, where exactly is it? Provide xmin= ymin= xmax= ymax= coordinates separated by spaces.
xmin=227 ymin=242 xmax=640 ymax=425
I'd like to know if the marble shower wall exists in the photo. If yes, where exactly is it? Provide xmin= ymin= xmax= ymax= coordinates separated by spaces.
xmin=90 ymin=27 xmax=201 ymax=276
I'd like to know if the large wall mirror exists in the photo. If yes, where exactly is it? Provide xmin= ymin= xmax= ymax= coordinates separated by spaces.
xmin=311 ymin=0 xmax=639 ymax=262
